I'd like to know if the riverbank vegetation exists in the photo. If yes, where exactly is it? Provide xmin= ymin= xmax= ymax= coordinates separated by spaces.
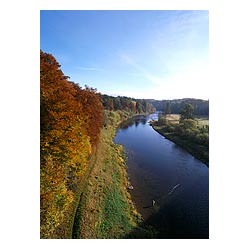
xmin=72 ymin=111 xmax=156 ymax=238
xmin=151 ymin=104 xmax=209 ymax=166
xmin=72 ymin=113 xmax=137 ymax=238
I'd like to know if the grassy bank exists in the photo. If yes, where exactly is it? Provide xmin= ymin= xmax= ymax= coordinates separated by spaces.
xmin=151 ymin=115 xmax=209 ymax=166
xmin=73 ymin=127 xmax=137 ymax=238
xmin=68 ymin=110 xmax=156 ymax=238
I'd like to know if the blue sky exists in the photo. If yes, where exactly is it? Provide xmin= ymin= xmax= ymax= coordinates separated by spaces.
xmin=40 ymin=10 xmax=209 ymax=100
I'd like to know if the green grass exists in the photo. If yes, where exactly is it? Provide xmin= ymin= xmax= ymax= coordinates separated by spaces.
xmin=70 ymin=110 xmax=143 ymax=239
xmin=98 ymin=189 xmax=134 ymax=238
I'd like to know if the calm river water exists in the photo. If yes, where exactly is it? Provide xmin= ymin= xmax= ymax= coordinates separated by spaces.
xmin=114 ymin=113 xmax=209 ymax=238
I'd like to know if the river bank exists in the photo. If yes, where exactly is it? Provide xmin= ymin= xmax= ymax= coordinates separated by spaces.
xmin=150 ymin=122 xmax=209 ymax=166
xmin=67 ymin=111 xmax=156 ymax=238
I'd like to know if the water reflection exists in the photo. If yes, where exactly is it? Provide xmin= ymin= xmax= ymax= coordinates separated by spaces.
xmin=119 ymin=115 xmax=147 ymax=130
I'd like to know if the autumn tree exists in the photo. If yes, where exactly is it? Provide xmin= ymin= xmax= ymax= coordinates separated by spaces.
xmin=130 ymin=101 xmax=137 ymax=113
xmin=101 ymin=95 xmax=155 ymax=114
xmin=136 ymin=101 xmax=143 ymax=113
xmin=41 ymin=50 xmax=97 ymax=238
xmin=70 ymin=83 xmax=103 ymax=146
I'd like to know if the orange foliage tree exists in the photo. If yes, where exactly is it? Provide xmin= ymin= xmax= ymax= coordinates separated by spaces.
xmin=70 ymin=82 xmax=103 ymax=146
xmin=40 ymin=50 xmax=103 ymax=238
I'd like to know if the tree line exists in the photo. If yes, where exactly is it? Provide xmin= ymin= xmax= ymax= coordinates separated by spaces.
xmin=101 ymin=94 xmax=155 ymax=114
xmin=149 ymin=98 xmax=209 ymax=116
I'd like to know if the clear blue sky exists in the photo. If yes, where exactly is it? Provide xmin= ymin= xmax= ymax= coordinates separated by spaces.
xmin=40 ymin=10 xmax=209 ymax=100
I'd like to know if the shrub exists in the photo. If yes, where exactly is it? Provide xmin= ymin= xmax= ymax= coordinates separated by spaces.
xmin=167 ymin=124 xmax=175 ymax=132
xmin=195 ymin=133 xmax=209 ymax=146
xmin=158 ymin=117 xmax=167 ymax=126
xmin=174 ymin=124 xmax=184 ymax=135
xmin=180 ymin=119 xmax=197 ymax=130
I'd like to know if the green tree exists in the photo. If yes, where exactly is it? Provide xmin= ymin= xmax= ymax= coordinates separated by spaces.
xmin=180 ymin=103 xmax=195 ymax=121
xmin=163 ymin=102 xmax=171 ymax=115
xmin=113 ymin=97 xmax=122 ymax=110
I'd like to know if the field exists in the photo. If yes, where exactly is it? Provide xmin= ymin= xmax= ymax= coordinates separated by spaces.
xmin=195 ymin=117 xmax=209 ymax=127
xmin=165 ymin=114 xmax=180 ymax=124
xmin=163 ymin=114 xmax=209 ymax=127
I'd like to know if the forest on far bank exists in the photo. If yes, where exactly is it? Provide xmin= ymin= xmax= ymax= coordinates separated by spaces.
xmin=149 ymin=98 xmax=209 ymax=117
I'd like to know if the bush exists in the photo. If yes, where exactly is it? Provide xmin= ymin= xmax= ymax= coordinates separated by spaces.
xmin=195 ymin=133 xmax=209 ymax=146
xmin=157 ymin=117 xmax=167 ymax=126
xmin=161 ymin=123 xmax=175 ymax=133
xmin=166 ymin=124 xmax=175 ymax=133
xmin=174 ymin=124 xmax=184 ymax=135
xmin=180 ymin=119 xmax=197 ymax=129
xmin=183 ymin=128 xmax=195 ymax=139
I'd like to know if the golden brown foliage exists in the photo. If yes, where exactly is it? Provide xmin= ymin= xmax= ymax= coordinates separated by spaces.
xmin=70 ymin=82 xmax=103 ymax=146
xmin=40 ymin=50 xmax=103 ymax=238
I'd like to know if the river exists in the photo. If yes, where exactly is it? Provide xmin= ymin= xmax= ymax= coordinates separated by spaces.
xmin=114 ymin=113 xmax=209 ymax=239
